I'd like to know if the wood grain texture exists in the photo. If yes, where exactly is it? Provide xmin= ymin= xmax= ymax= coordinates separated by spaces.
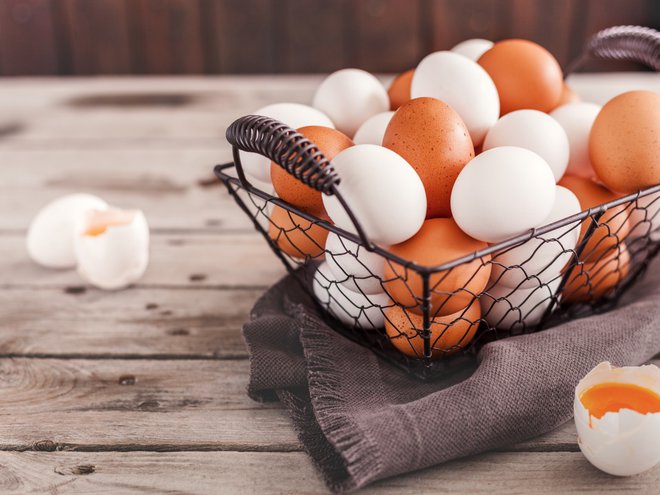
xmin=59 ymin=0 xmax=134 ymax=75
xmin=0 ymin=0 xmax=60 ymax=75
xmin=133 ymin=0 xmax=205 ymax=74
xmin=0 ymin=450 xmax=658 ymax=494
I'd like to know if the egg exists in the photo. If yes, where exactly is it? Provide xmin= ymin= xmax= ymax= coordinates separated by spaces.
xmin=271 ymin=125 xmax=353 ymax=215
xmin=239 ymin=102 xmax=334 ymax=183
xmin=563 ymin=243 xmax=630 ymax=303
xmin=481 ymin=277 xmax=561 ymax=331
xmin=550 ymin=102 xmax=601 ymax=179
xmin=477 ymin=39 xmax=563 ymax=114
xmin=450 ymin=38 xmax=494 ymax=61
xmin=411 ymin=51 xmax=499 ymax=145
xmin=558 ymin=175 xmax=631 ymax=257
xmin=490 ymin=186 xmax=581 ymax=289
xmin=312 ymin=261 xmax=390 ymax=329
xmin=383 ymin=218 xmax=491 ymax=317
xmin=483 ymin=109 xmax=569 ymax=181
xmin=451 ymin=147 xmax=556 ymax=243
xmin=325 ymin=232 xmax=385 ymax=294
xmin=352 ymin=111 xmax=394 ymax=145
xmin=574 ymin=361 xmax=660 ymax=476
xmin=27 ymin=193 xmax=108 ymax=268
xmin=268 ymin=205 xmax=328 ymax=259
xmin=384 ymin=300 xmax=481 ymax=359
xmin=387 ymin=69 xmax=414 ymax=110
xmin=322 ymin=144 xmax=426 ymax=245
xmin=383 ymin=97 xmax=475 ymax=218
xmin=590 ymin=90 xmax=660 ymax=193
xmin=75 ymin=207 xmax=149 ymax=290
xmin=557 ymin=82 xmax=580 ymax=106
xmin=313 ymin=68 xmax=389 ymax=136
xmin=629 ymin=191 xmax=660 ymax=240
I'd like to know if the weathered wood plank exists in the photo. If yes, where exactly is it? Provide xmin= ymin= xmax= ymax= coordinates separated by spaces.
xmin=0 ymin=450 xmax=657 ymax=494
xmin=0 ymin=233 xmax=284 ymax=288
xmin=0 ymin=288 xmax=257 ymax=358
xmin=0 ymin=358 xmax=299 ymax=451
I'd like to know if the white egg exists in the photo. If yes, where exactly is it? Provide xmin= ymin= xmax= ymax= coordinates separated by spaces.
xmin=451 ymin=147 xmax=556 ymax=243
xmin=450 ymin=38 xmax=493 ymax=61
xmin=411 ymin=51 xmax=499 ymax=145
xmin=27 ymin=193 xmax=108 ymax=269
xmin=483 ymin=109 xmax=570 ymax=182
xmin=490 ymin=186 xmax=581 ymax=288
xmin=550 ymin=102 xmax=602 ymax=179
xmin=574 ymin=361 xmax=660 ymax=476
xmin=312 ymin=261 xmax=390 ymax=329
xmin=352 ymin=111 xmax=395 ymax=145
xmin=480 ymin=277 xmax=560 ymax=331
xmin=74 ymin=208 xmax=150 ymax=290
xmin=313 ymin=68 xmax=389 ymax=137
xmin=629 ymin=191 xmax=660 ymax=240
xmin=322 ymin=144 xmax=427 ymax=245
xmin=325 ymin=232 xmax=385 ymax=294
xmin=239 ymin=102 xmax=334 ymax=182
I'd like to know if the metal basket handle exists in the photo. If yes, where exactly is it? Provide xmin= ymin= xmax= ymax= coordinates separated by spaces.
xmin=225 ymin=114 xmax=375 ymax=248
xmin=567 ymin=25 xmax=660 ymax=74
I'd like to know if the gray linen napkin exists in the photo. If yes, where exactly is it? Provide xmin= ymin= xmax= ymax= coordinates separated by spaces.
xmin=243 ymin=259 xmax=660 ymax=493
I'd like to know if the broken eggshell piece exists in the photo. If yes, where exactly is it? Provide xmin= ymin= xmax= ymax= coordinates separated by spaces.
xmin=74 ymin=208 xmax=150 ymax=290
xmin=574 ymin=361 xmax=660 ymax=476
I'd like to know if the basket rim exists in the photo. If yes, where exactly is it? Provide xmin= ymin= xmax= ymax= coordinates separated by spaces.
xmin=215 ymin=161 xmax=660 ymax=275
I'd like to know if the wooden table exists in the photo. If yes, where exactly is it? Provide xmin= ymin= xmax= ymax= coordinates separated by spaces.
xmin=1 ymin=74 xmax=659 ymax=494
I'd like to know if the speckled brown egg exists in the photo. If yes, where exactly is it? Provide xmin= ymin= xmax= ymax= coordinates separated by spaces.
xmin=558 ymin=175 xmax=631 ymax=258
xmin=271 ymin=126 xmax=353 ymax=215
xmin=384 ymin=301 xmax=480 ymax=359
xmin=268 ymin=205 xmax=329 ymax=259
xmin=382 ymin=218 xmax=490 ymax=317
xmin=589 ymin=90 xmax=660 ymax=193
xmin=388 ymin=69 xmax=414 ymax=110
xmin=383 ymin=97 xmax=474 ymax=218
xmin=478 ymin=39 xmax=563 ymax=114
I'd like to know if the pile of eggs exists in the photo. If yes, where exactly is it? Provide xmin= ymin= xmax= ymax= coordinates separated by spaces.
xmin=237 ymin=37 xmax=660 ymax=359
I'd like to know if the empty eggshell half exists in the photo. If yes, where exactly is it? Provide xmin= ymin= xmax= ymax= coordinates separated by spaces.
xmin=74 ymin=207 xmax=150 ymax=290
xmin=27 ymin=193 xmax=109 ymax=269
xmin=574 ymin=361 xmax=660 ymax=476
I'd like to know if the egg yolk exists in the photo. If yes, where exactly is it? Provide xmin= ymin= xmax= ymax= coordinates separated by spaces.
xmin=580 ymin=382 xmax=660 ymax=420
xmin=83 ymin=209 xmax=136 ymax=237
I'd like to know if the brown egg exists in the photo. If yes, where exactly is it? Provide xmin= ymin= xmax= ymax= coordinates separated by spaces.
xmin=383 ymin=218 xmax=491 ymax=317
xmin=383 ymin=97 xmax=475 ymax=218
xmin=556 ymin=82 xmax=580 ymax=107
xmin=388 ymin=69 xmax=414 ymax=110
xmin=384 ymin=300 xmax=481 ymax=359
xmin=478 ymin=39 xmax=563 ymax=114
xmin=271 ymin=126 xmax=353 ymax=214
xmin=589 ymin=91 xmax=660 ymax=193
xmin=268 ymin=205 xmax=329 ymax=259
xmin=558 ymin=175 xmax=631 ymax=257
xmin=563 ymin=243 xmax=630 ymax=303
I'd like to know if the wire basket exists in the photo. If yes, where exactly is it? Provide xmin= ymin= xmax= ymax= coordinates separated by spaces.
xmin=215 ymin=26 xmax=660 ymax=378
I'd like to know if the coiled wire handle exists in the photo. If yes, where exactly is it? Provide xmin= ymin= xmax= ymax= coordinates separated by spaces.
xmin=566 ymin=25 xmax=660 ymax=74
xmin=226 ymin=114 xmax=374 ymax=248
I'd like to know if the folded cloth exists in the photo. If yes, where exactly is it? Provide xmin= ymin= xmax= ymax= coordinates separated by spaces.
xmin=243 ymin=259 xmax=660 ymax=493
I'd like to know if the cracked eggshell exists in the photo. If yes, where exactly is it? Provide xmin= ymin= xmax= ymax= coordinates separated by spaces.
xmin=74 ymin=208 xmax=150 ymax=290
xmin=312 ymin=261 xmax=390 ymax=329
xmin=574 ymin=362 xmax=660 ymax=476
xmin=27 ymin=193 xmax=108 ymax=268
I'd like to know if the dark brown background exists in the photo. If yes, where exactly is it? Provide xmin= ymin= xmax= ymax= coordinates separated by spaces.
xmin=2 ymin=0 xmax=659 ymax=76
